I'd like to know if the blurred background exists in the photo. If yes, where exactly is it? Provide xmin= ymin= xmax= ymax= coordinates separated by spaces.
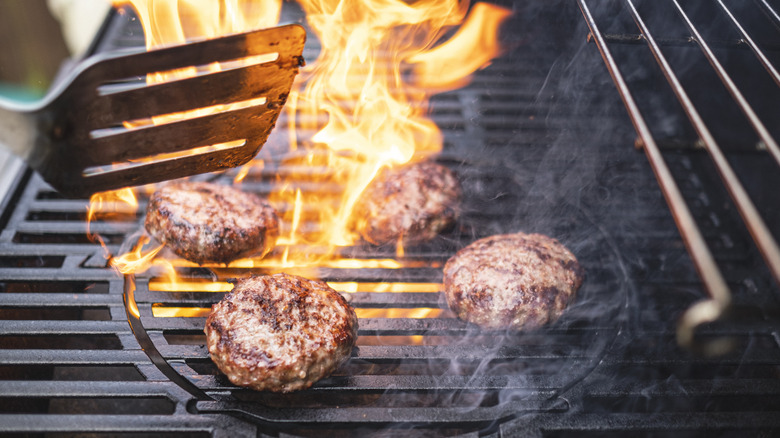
xmin=0 ymin=0 xmax=110 ymax=100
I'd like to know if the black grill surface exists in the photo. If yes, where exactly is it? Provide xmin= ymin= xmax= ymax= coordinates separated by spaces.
xmin=1 ymin=2 xmax=779 ymax=437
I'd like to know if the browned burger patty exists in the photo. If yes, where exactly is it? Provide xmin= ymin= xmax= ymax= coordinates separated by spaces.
xmin=353 ymin=161 xmax=461 ymax=246
xmin=205 ymin=273 xmax=358 ymax=392
xmin=144 ymin=182 xmax=279 ymax=265
xmin=443 ymin=232 xmax=584 ymax=330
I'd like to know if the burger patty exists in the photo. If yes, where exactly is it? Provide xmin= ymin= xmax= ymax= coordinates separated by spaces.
xmin=205 ymin=273 xmax=358 ymax=392
xmin=443 ymin=232 xmax=584 ymax=330
xmin=353 ymin=161 xmax=461 ymax=246
xmin=144 ymin=182 xmax=279 ymax=265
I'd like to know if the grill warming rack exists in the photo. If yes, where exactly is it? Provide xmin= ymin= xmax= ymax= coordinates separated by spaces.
xmin=579 ymin=0 xmax=780 ymax=355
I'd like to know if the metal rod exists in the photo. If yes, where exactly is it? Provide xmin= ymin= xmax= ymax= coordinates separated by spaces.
xmin=662 ymin=0 xmax=780 ymax=285
xmin=578 ymin=0 xmax=732 ymax=354
xmin=123 ymin=275 xmax=211 ymax=400
xmin=622 ymin=0 xmax=780 ymax=287
xmin=600 ymin=33 xmax=754 ymax=49
xmin=755 ymin=0 xmax=780 ymax=30
xmin=675 ymin=0 xmax=780 ymax=167
xmin=718 ymin=0 xmax=780 ymax=88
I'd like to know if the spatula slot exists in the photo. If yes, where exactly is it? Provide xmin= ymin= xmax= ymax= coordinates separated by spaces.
xmin=89 ymin=96 xmax=267 ymax=139
xmin=96 ymin=52 xmax=280 ymax=96
xmin=82 ymin=139 xmax=247 ymax=177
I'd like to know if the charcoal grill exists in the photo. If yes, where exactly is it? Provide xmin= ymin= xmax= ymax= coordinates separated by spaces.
xmin=1 ymin=1 xmax=779 ymax=436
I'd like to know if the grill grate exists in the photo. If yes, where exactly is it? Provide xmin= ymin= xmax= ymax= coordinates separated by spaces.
xmin=125 ymin=151 xmax=626 ymax=429
xmin=0 ymin=2 xmax=779 ymax=436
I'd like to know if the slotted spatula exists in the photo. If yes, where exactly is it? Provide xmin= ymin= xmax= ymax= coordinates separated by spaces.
xmin=0 ymin=24 xmax=306 ymax=197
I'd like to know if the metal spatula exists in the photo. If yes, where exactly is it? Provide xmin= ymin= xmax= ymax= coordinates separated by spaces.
xmin=0 ymin=24 xmax=306 ymax=197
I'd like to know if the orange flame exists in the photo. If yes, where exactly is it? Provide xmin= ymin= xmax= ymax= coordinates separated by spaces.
xmin=406 ymin=3 xmax=512 ymax=92
xmin=110 ymin=235 xmax=164 ymax=274
xmin=87 ymin=188 xmax=139 ymax=255
xmin=121 ymin=0 xmax=282 ymax=50
xmin=94 ymin=1 xmax=510 ymax=326
xmin=275 ymin=0 xmax=510 ymax=260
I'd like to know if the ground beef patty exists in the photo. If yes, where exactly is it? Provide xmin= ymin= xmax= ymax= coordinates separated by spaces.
xmin=443 ymin=232 xmax=584 ymax=330
xmin=353 ymin=161 xmax=461 ymax=246
xmin=144 ymin=182 xmax=279 ymax=265
xmin=205 ymin=273 xmax=358 ymax=392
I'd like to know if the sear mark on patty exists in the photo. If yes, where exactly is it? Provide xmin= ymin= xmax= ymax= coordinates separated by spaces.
xmin=443 ymin=232 xmax=584 ymax=330
xmin=205 ymin=273 xmax=358 ymax=392
xmin=144 ymin=181 xmax=279 ymax=265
